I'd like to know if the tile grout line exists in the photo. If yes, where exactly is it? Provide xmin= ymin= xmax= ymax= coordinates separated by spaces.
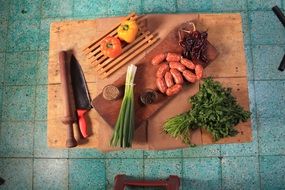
xmin=181 ymin=154 xmax=184 ymax=190
xmin=246 ymin=0 xmax=262 ymax=188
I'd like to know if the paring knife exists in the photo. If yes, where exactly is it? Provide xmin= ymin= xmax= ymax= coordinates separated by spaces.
xmin=70 ymin=55 xmax=92 ymax=138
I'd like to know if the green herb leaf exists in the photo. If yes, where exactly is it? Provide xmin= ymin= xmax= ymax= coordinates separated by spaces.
xmin=163 ymin=78 xmax=251 ymax=144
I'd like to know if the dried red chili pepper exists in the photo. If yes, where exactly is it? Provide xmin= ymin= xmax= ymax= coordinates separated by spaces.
xmin=179 ymin=28 xmax=209 ymax=63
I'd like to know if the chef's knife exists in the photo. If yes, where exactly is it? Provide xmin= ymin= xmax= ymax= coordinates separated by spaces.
xmin=70 ymin=55 xmax=92 ymax=138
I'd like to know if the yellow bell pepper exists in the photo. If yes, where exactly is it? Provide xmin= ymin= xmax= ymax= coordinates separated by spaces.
xmin=117 ymin=20 xmax=138 ymax=43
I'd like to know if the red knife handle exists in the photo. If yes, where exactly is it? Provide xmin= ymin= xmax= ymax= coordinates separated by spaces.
xmin=77 ymin=109 xmax=89 ymax=138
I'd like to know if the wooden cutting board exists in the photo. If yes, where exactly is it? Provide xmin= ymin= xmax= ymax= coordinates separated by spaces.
xmin=91 ymin=23 xmax=218 ymax=129
xmin=47 ymin=13 xmax=252 ymax=151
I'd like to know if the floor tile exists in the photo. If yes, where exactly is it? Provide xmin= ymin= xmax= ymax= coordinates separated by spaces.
xmin=248 ymin=0 xmax=281 ymax=11
xmin=142 ymin=0 xmax=176 ymax=13
xmin=221 ymin=117 xmax=258 ymax=156
xmin=144 ymin=149 xmax=182 ymax=158
xmin=245 ymin=46 xmax=254 ymax=80
xmin=258 ymin=117 xmax=285 ymax=155
xmin=2 ymin=85 xmax=35 ymax=121
xmin=212 ymin=0 xmax=247 ymax=12
xmin=183 ymin=157 xmax=221 ymax=190
xmin=41 ymin=0 xmax=73 ymax=18
xmin=255 ymin=80 xmax=285 ymax=118
xmin=33 ymin=159 xmax=68 ymax=190
xmin=69 ymin=148 xmax=105 ymax=158
xmin=177 ymin=0 xmax=212 ymax=12
xmin=0 ymin=19 xmax=7 ymax=52
xmin=221 ymin=156 xmax=260 ymax=190
xmin=38 ymin=19 xmax=60 ymax=51
xmin=9 ymin=0 xmax=41 ymax=21
xmin=105 ymin=158 xmax=143 ymax=189
xmin=73 ymin=0 xmax=110 ymax=18
xmin=0 ymin=86 xmax=2 ymax=119
xmin=249 ymin=11 xmax=285 ymax=45
xmin=248 ymin=80 xmax=257 ymax=118
xmin=35 ymin=85 xmax=47 ymax=121
xmin=0 ymin=158 xmax=33 ymax=190
xmin=4 ymin=51 xmax=38 ymax=85
xmin=0 ymin=53 xmax=5 ymax=83
xmin=260 ymin=155 xmax=285 ymax=189
xmin=0 ymin=0 xmax=10 ymax=21
xmin=105 ymin=149 xmax=144 ymax=158
xmin=109 ymin=0 xmax=142 ymax=16
xmin=0 ymin=121 xmax=34 ymax=157
xmin=144 ymin=158 xmax=182 ymax=180
xmin=252 ymin=45 xmax=285 ymax=80
xmin=7 ymin=19 xmax=40 ymax=51
xmin=34 ymin=121 xmax=68 ymax=158
xmin=241 ymin=12 xmax=251 ymax=46
xmin=69 ymin=159 xmax=105 ymax=190
xmin=182 ymin=145 xmax=220 ymax=157
xmin=36 ymin=51 xmax=49 ymax=84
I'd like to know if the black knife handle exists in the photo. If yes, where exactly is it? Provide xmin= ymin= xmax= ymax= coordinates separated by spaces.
xmin=278 ymin=54 xmax=285 ymax=71
xmin=272 ymin=6 xmax=285 ymax=28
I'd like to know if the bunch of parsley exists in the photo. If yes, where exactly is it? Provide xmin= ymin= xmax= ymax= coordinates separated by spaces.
xmin=163 ymin=78 xmax=251 ymax=144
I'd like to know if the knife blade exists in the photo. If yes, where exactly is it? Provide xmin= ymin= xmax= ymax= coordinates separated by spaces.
xmin=70 ymin=55 xmax=92 ymax=138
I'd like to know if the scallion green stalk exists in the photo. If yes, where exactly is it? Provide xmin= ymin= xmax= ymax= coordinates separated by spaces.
xmin=110 ymin=64 xmax=137 ymax=148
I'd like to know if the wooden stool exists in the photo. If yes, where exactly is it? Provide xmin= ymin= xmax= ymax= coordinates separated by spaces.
xmin=114 ymin=174 xmax=180 ymax=190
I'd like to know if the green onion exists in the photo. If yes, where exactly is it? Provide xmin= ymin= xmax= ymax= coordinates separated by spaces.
xmin=110 ymin=64 xmax=137 ymax=148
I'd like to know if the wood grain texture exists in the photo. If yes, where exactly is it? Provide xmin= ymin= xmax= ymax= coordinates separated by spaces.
xmin=47 ymin=13 xmax=252 ymax=151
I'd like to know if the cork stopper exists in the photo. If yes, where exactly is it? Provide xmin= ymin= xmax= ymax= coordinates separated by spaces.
xmin=103 ymin=85 xmax=121 ymax=100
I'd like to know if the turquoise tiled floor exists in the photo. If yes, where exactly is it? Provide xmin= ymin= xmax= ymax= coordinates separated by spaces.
xmin=0 ymin=0 xmax=285 ymax=189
